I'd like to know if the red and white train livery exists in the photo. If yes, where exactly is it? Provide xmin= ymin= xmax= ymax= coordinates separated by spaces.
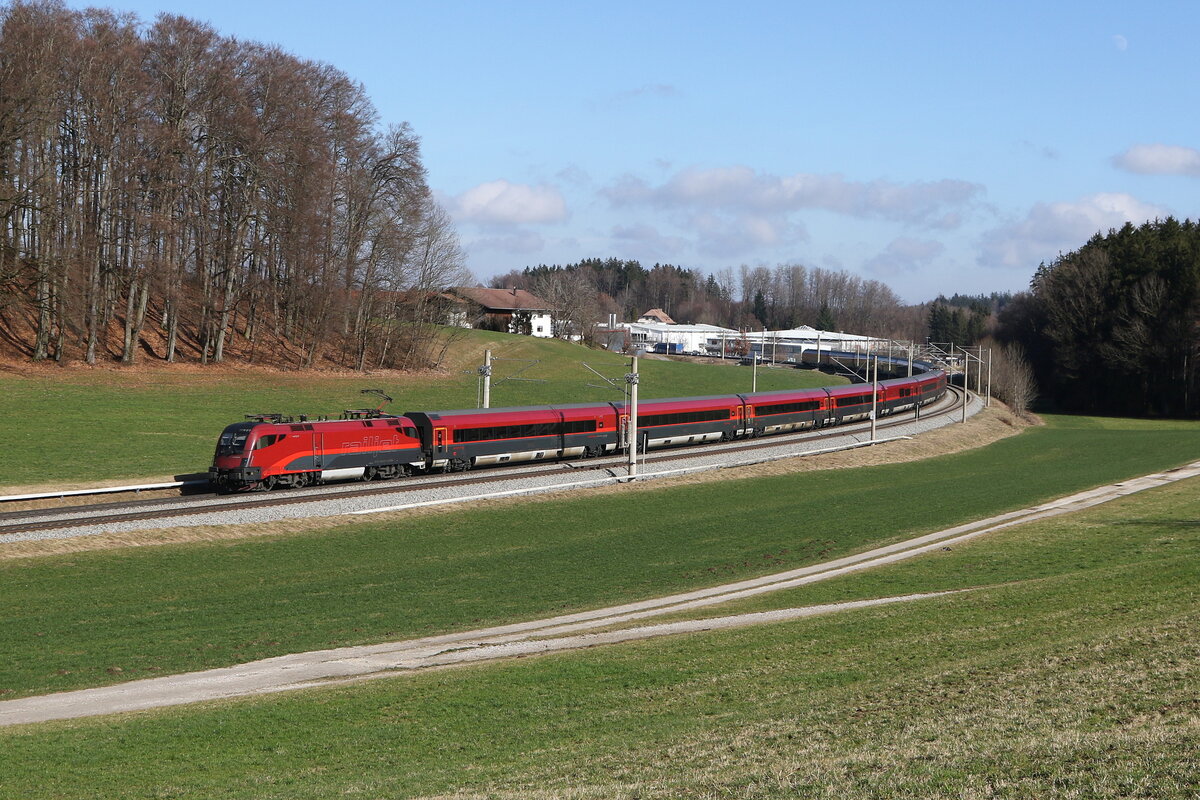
xmin=209 ymin=371 xmax=946 ymax=492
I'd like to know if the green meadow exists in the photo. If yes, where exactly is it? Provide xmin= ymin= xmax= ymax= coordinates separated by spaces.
xmin=0 ymin=329 xmax=841 ymax=487
xmin=3 ymin=414 xmax=1198 ymax=702
xmin=2 ymin=420 xmax=1198 ymax=798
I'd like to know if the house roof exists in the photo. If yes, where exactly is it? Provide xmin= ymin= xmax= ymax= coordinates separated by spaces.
xmin=451 ymin=287 xmax=551 ymax=312
xmin=638 ymin=307 xmax=676 ymax=324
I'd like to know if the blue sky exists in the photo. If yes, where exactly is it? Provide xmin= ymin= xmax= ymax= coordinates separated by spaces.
xmin=66 ymin=0 xmax=1200 ymax=302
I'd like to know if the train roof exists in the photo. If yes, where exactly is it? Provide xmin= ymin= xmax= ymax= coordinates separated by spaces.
xmin=407 ymin=401 xmax=616 ymax=420
xmin=632 ymin=394 xmax=743 ymax=406
xmin=739 ymin=387 xmax=828 ymax=401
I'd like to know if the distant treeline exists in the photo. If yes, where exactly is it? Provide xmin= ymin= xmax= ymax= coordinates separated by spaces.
xmin=0 ymin=1 xmax=466 ymax=368
xmin=998 ymin=218 xmax=1200 ymax=417
xmin=492 ymin=259 xmax=931 ymax=342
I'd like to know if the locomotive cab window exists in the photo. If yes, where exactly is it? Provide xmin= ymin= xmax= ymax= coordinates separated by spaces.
xmin=216 ymin=424 xmax=255 ymax=456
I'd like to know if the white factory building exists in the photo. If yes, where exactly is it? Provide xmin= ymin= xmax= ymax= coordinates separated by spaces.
xmin=598 ymin=313 xmax=890 ymax=360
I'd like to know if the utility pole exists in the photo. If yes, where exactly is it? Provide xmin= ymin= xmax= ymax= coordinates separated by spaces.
xmin=479 ymin=349 xmax=492 ymax=408
xmin=986 ymin=347 xmax=992 ymax=408
xmin=626 ymin=355 xmax=639 ymax=478
xmin=960 ymin=346 xmax=969 ymax=424
xmin=752 ymin=347 xmax=758 ymax=392
xmin=870 ymin=355 xmax=879 ymax=442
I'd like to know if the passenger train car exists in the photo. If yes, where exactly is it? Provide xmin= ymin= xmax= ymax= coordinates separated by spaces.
xmin=209 ymin=370 xmax=947 ymax=492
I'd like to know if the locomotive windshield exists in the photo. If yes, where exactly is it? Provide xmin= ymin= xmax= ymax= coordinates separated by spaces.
xmin=215 ymin=423 xmax=257 ymax=456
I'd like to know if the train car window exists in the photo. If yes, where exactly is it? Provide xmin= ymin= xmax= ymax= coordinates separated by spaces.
xmin=835 ymin=394 xmax=873 ymax=407
xmin=755 ymin=400 xmax=821 ymax=416
xmin=403 ymin=426 xmax=418 ymax=438
xmin=637 ymin=408 xmax=730 ymax=428
xmin=254 ymin=435 xmax=283 ymax=449
xmin=453 ymin=419 xmax=600 ymax=443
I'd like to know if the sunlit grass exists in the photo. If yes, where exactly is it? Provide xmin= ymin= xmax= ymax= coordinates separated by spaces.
xmin=3 ymin=414 xmax=1197 ymax=703
xmin=3 ymin=467 xmax=1198 ymax=798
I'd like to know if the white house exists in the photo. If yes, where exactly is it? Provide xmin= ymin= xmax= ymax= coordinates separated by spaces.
xmin=449 ymin=287 xmax=554 ymax=338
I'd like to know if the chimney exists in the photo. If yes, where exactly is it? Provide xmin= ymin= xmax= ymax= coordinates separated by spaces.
xmin=510 ymin=287 xmax=518 ymax=296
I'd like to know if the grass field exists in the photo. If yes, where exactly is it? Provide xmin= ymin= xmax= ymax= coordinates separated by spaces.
xmin=0 ymin=329 xmax=842 ymax=488
xmin=2 ymin=446 xmax=1197 ymax=798
xmin=3 ymin=414 xmax=1199 ymax=705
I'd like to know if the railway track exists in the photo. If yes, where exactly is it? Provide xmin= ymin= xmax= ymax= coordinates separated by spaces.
xmin=0 ymin=386 xmax=969 ymax=540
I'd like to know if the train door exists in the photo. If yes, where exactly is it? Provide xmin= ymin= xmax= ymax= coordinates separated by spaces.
xmin=618 ymin=413 xmax=629 ymax=449
xmin=434 ymin=427 xmax=448 ymax=456
xmin=735 ymin=403 xmax=747 ymax=436
xmin=313 ymin=433 xmax=323 ymax=470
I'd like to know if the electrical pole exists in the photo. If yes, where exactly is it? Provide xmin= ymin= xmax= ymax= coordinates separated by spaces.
xmin=960 ymin=346 xmax=969 ymax=424
xmin=752 ymin=346 xmax=758 ymax=392
xmin=986 ymin=347 xmax=992 ymax=408
xmin=626 ymin=355 xmax=639 ymax=478
xmin=871 ymin=355 xmax=879 ymax=442
xmin=479 ymin=349 xmax=492 ymax=408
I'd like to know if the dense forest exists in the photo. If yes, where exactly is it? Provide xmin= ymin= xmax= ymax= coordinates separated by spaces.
xmin=0 ymin=1 xmax=468 ymax=369
xmin=998 ymin=218 xmax=1200 ymax=417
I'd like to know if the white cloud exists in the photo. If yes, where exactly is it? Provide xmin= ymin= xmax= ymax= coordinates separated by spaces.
xmin=1112 ymin=34 xmax=1128 ymax=51
xmin=454 ymin=180 xmax=568 ymax=225
xmin=611 ymin=223 xmax=689 ymax=260
xmin=688 ymin=211 xmax=807 ymax=258
xmin=1112 ymin=143 xmax=1200 ymax=177
xmin=977 ymin=193 xmax=1169 ymax=270
xmin=555 ymin=165 xmax=591 ymax=187
xmin=864 ymin=237 xmax=945 ymax=276
xmin=470 ymin=230 xmax=546 ymax=255
xmin=603 ymin=166 xmax=982 ymax=227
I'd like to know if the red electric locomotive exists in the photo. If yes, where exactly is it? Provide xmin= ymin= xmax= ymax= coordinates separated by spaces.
xmin=210 ymin=414 xmax=425 ymax=491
